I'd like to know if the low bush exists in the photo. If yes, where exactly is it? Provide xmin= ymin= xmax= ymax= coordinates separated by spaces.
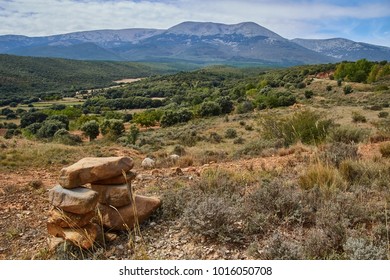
xmin=352 ymin=112 xmax=367 ymax=123
xmin=224 ymin=128 xmax=237 ymax=139
xmin=329 ymin=126 xmax=370 ymax=144
xmin=298 ymin=163 xmax=345 ymax=194
xmin=379 ymin=142 xmax=390 ymax=158
xmin=343 ymin=237 xmax=387 ymax=260
xmin=259 ymin=110 xmax=333 ymax=146
xmin=320 ymin=143 xmax=359 ymax=167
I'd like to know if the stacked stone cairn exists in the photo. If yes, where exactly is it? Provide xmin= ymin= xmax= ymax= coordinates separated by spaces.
xmin=47 ymin=156 xmax=162 ymax=250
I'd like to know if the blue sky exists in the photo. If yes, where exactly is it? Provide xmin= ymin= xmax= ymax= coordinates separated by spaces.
xmin=0 ymin=0 xmax=389 ymax=46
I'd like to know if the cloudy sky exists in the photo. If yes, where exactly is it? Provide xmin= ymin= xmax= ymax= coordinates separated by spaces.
xmin=1 ymin=0 xmax=389 ymax=46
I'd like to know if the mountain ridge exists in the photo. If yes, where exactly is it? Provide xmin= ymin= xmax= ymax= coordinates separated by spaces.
xmin=1 ymin=21 xmax=389 ymax=65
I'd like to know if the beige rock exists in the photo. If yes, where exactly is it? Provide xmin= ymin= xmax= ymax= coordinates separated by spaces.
xmin=91 ymin=171 xmax=136 ymax=185
xmin=47 ymin=236 xmax=65 ymax=251
xmin=97 ymin=195 xmax=162 ymax=230
xmin=47 ymin=223 xmax=102 ymax=250
xmin=59 ymin=157 xmax=134 ymax=189
xmin=90 ymin=183 xmax=131 ymax=207
xmin=47 ymin=208 xmax=96 ymax=228
xmin=48 ymin=185 xmax=99 ymax=214
xmin=141 ymin=157 xmax=155 ymax=169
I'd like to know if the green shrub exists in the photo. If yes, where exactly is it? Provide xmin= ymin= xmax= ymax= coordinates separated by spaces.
xmin=36 ymin=120 xmax=67 ymax=139
xmin=343 ymin=237 xmax=387 ymax=260
xmin=53 ymin=129 xmax=82 ymax=145
xmin=330 ymin=126 xmax=370 ymax=144
xmin=304 ymin=90 xmax=314 ymax=99
xmin=198 ymin=101 xmax=222 ymax=117
xmin=262 ymin=234 xmax=302 ymax=260
xmin=224 ymin=128 xmax=237 ymax=139
xmin=182 ymin=194 xmax=243 ymax=242
xmin=235 ymin=101 xmax=254 ymax=114
xmin=352 ymin=111 xmax=367 ymax=123
xmin=320 ymin=143 xmax=358 ymax=167
xmin=378 ymin=111 xmax=389 ymax=118
xmin=256 ymin=91 xmax=296 ymax=109
xmin=298 ymin=163 xmax=345 ymax=194
xmin=260 ymin=110 xmax=333 ymax=146
xmin=20 ymin=111 xmax=48 ymax=128
xmin=379 ymin=143 xmax=390 ymax=157
xmin=343 ymin=85 xmax=353 ymax=94
xmin=209 ymin=132 xmax=223 ymax=143
xmin=160 ymin=109 xmax=193 ymax=127
xmin=339 ymin=160 xmax=390 ymax=187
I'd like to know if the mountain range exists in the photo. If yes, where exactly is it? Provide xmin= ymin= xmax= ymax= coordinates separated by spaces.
xmin=1 ymin=21 xmax=389 ymax=66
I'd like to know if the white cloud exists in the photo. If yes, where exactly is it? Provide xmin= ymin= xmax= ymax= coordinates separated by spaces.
xmin=0 ymin=0 xmax=389 ymax=46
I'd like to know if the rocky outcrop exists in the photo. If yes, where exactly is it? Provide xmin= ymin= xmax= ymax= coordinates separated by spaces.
xmin=47 ymin=156 xmax=161 ymax=251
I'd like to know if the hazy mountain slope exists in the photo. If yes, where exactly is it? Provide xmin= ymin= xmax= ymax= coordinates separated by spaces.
xmin=292 ymin=38 xmax=390 ymax=61
xmin=1 ymin=22 xmax=389 ymax=64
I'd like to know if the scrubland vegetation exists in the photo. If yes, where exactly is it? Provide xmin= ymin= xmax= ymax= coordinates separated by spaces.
xmin=1 ymin=58 xmax=390 ymax=260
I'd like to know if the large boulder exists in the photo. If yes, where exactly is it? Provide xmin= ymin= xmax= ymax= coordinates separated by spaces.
xmin=48 ymin=185 xmax=99 ymax=214
xmin=97 ymin=195 xmax=162 ymax=230
xmin=47 ymin=208 xmax=96 ymax=228
xmin=90 ymin=183 xmax=132 ymax=207
xmin=91 ymin=171 xmax=136 ymax=185
xmin=59 ymin=157 xmax=134 ymax=189
xmin=47 ymin=222 xmax=102 ymax=250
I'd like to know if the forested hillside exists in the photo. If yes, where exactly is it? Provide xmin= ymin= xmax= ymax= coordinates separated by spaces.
xmin=0 ymin=54 xmax=195 ymax=105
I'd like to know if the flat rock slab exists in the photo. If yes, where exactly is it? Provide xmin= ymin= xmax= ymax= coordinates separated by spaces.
xmin=47 ymin=222 xmax=102 ymax=250
xmin=48 ymin=208 xmax=96 ymax=228
xmin=97 ymin=195 xmax=162 ymax=230
xmin=92 ymin=170 xmax=136 ymax=185
xmin=48 ymin=185 xmax=99 ymax=214
xmin=59 ymin=157 xmax=134 ymax=189
xmin=91 ymin=183 xmax=131 ymax=207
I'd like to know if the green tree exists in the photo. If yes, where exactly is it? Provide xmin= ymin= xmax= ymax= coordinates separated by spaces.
xmin=81 ymin=120 xmax=100 ymax=141
xmin=198 ymin=101 xmax=222 ymax=117
xmin=20 ymin=111 xmax=48 ymax=128
xmin=36 ymin=120 xmax=67 ymax=138
xmin=128 ymin=124 xmax=140 ymax=145
xmin=100 ymin=119 xmax=125 ymax=140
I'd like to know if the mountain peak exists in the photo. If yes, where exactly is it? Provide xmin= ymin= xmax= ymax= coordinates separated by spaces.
xmin=166 ymin=21 xmax=284 ymax=39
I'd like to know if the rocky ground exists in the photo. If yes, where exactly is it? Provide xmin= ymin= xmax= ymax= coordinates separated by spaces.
xmin=0 ymin=141 xmax=385 ymax=260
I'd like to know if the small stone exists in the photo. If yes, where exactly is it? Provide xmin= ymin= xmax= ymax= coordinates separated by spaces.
xmin=97 ymin=195 xmax=162 ymax=230
xmin=90 ymin=183 xmax=132 ymax=207
xmin=59 ymin=157 xmax=134 ymax=189
xmin=104 ymin=232 xmax=118 ymax=242
xmin=169 ymin=154 xmax=180 ymax=162
xmin=47 ymin=237 xmax=65 ymax=251
xmin=141 ymin=157 xmax=155 ymax=169
xmin=47 ymin=208 xmax=95 ymax=228
xmin=48 ymin=185 xmax=99 ymax=214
